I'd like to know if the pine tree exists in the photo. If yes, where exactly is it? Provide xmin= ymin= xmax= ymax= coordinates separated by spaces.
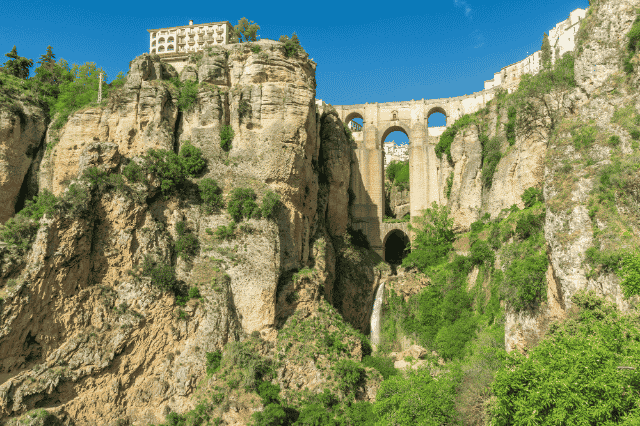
xmin=2 ymin=46 xmax=33 ymax=79
xmin=540 ymin=32 xmax=552 ymax=69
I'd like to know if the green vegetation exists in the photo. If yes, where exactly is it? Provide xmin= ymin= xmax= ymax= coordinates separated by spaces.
xmin=402 ymin=202 xmax=455 ymax=271
xmin=624 ymin=12 xmax=640 ymax=73
xmin=0 ymin=189 xmax=57 ymax=252
xmin=386 ymin=160 xmax=409 ymax=189
xmin=481 ymin=135 xmax=502 ymax=189
xmin=445 ymin=171 xmax=454 ymax=198
xmin=142 ymin=142 xmax=206 ymax=196
xmin=174 ymin=221 xmax=199 ymax=260
xmin=171 ymin=78 xmax=199 ymax=112
xmin=220 ymin=125 xmax=234 ymax=152
xmin=206 ymin=350 xmax=222 ymax=375
xmin=506 ymin=105 xmax=517 ymax=146
xmin=260 ymin=190 xmax=280 ymax=219
xmin=435 ymin=114 xmax=474 ymax=163
xmin=279 ymin=33 xmax=303 ymax=58
xmin=540 ymin=32 xmax=552 ymax=69
xmin=141 ymin=255 xmax=178 ymax=293
xmin=2 ymin=45 xmax=33 ymax=79
xmin=490 ymin=290 xmax=640 ymax=425
xmin=199 ymin=178 xmax=223 ymax=213
xmin=214 ymin=222 xmax=236 ymax=240
xmin=227 ymin=188 xmax=261 ymax=222
xmin=233 ymin=17 xmax=260 ymax=43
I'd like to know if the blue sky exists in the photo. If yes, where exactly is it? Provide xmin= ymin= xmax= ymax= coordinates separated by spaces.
xmin=2 ymin=0 xmax=588 ymax=142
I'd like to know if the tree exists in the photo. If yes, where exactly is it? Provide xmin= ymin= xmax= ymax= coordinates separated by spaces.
xmin=2 ymin=46 xmax=33 ymax=79
xmin=233 ymin=17 xmax=260 ymax=43
xmin=279 ymin=33 xmax=303 ymax=58
xmin=540 ymin=32 xmax=552 ymax=69
xmin=402 ymin=202 xmax=455 ymax=271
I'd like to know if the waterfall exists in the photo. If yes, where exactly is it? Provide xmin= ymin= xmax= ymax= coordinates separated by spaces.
xmin=370 ymin=281 xmax=385 ymax=349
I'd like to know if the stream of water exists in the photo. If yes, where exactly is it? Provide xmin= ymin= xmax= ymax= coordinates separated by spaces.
xmin=370 ymin=281 xmax=385 ymax=348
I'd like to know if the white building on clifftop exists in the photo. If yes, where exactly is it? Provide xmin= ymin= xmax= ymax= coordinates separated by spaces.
xmin=147 ymin=20 xmax=234 ymax=73
xmin=484 ymin=8 xmax=587 ymax=91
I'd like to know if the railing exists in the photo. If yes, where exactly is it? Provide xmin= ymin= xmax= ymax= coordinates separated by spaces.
xmin=349 ymin=121 xmax=363 ymax=132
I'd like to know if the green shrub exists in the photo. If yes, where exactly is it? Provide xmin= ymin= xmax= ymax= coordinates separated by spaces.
xmin=469 ymin=239 xmax=495 ymax=268
xmin=215 ymin=222 xmax=236 ymax=240
xmin=175 ymin=222 xmax=199 ymax=260
xmin=332 ymin=359 xmax=365 ymax=396
xmin=631 ymin=129 xmax=640 ymax=140
xmin=141 ymin=255 xmax=178 ymax=293
xmin=490 ymin=291 xmax=640 ymax=425
xmin=227 ymin=188 xmax=261 ymax=222
xmin=0 ymin=189 xmax=59 ymax=252
xmin=481 ymin=135 xmax=502 ymax=188
xmin=373 ymin=366 xmax=460 ymax=425
xmin=279 ymin=33 xmax=303 ymax=58
xmin=571 ymin=125 xmax=597 ymax=150
xmin=585 ymin=247 xmax=624 ymax=274
xmin=362 ymin=355 xmax=397 ymax=380
xmin=122 ymin=159 xmax=146 ymax=184
xmin=179 ymin=142 xmax=206 ymax=176
xmin=295 ymin=403 xmax=336 ymax=426
xmin=58 ymin=182 xmax=91 ymax=217
xmin=402 ymin=202 xmax=454 ymax=271
xmin=205 ymin=350 xmax=222 ymax=375
xmin=445 ymin=171 xmax=454 ymax=198
xmin=521 ymin=187 xmax=543 ymax=208
xmin=220 ymin=125 xmax=234 ymax=152
xmin=515 ymin=211 xmax=545 ymax=240
xmin=188 ymin=286 xmax=200 ymax=299
xmin=199 ymin=178 xmax=223 ymax=212
xmin=608 ymin=135 xmax=622 ymax=147
xmin=261 ymin=190 xmax=280 ymax=219
xmin=82 ymin=166 xmax=110 ymax=191
xmin=504 ymin=252 xmax=547 ymax=311
xmin=385 ymin=160 xmax=406 ymax=183
xmin=506 ymin=105 xmax=517 ymax=146
xmin=624 ymin=14 xmax=640 ymax=73
xmin=251 ymin=44 xmax=261 ymax=54
xmin=176 ymin=79 xmax=199 ymax=112
xmin=620 ymin=251 xmax=640 ymax=298
xmin=257 ymin=381 xmax=280 ymax=405
xmin=251 ymin=403 xmax=288 ymax=426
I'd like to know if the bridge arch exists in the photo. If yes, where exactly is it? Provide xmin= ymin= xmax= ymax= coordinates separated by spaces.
xmin=345 ymin=111 xmax=365 ymax=132
xmin=381 ymin=124 xmax=411 ymax=146
xmin=427 ymin=105 xmax=448 ymax=127
xmin=383 ymin=228 xmax=410 ymax=264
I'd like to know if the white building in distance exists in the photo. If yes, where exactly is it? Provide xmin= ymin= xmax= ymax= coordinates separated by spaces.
xmin=484 ymin=8 xmax=587 ymax=90
xmin=383 ymin=142 xmax=408 ymax=168
xmin=147 ymin=20 xmax=234 ymax=73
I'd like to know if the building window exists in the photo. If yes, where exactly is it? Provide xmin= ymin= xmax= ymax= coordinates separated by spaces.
xmin=153 ymin=33 xmax=156 ymax=38
xmin=159 ymin=37 xmax=165 ymax=43
xmin=168 ymin=45 xmax=174 ymax=51
xmin=158 ymin=46 xmax=165 ymax=52
xmin=151 ymin=48 xmax=156 ymax=54
xmin=168 ymin=37 xmax=174 ymax=43
xmin=152 ymin=41 xmax=156 ymax=47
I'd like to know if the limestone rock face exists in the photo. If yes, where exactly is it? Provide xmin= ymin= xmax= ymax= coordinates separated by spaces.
xmin=0 ymin=192 xmax=243 ymax=422
xmin=574 ymin=0 xmax=640 ymax=95
xmin=386 ymin=184 xmax=410 ymax=219
xmin=447 ymin=125 xmax=483 ymax=231
xmin=0 ymin=103 xmax=47 ymax=223
xmin=485 ymin=133 xmax=546 ymax=219
xmin=317 ymin=111 xmax=352 ymax=237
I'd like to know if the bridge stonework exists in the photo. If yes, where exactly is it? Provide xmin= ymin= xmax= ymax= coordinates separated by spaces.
xmin=332 ymin=89 xmax=497 ymax=258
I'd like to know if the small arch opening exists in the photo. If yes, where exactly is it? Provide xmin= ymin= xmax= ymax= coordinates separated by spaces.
xmin=427 ymin=107 xmax=447 ymax=127
xmin=158 ymin=46 xmax=165 ymax=52
xmin=159 ymin=37 xmax=165 ymax=43
xmin=345 ymin=112 xmax=364 ymax=132
xmin=384 ymin=230 xmax=410 ymax=264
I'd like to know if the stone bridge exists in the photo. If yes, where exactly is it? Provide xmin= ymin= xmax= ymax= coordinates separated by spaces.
xmin=328 ymin=87 xmax=499 ymax=260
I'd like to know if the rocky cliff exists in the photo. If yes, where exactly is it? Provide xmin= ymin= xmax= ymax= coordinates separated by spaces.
xmin=0 ymin=41 xmax=381 ymax=424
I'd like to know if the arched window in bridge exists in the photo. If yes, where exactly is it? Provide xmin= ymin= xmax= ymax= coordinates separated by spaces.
xmin=345 ymin=112 xmax=364 ymax=133
xmin=392 ymin=111 xmax=398 ymax=121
